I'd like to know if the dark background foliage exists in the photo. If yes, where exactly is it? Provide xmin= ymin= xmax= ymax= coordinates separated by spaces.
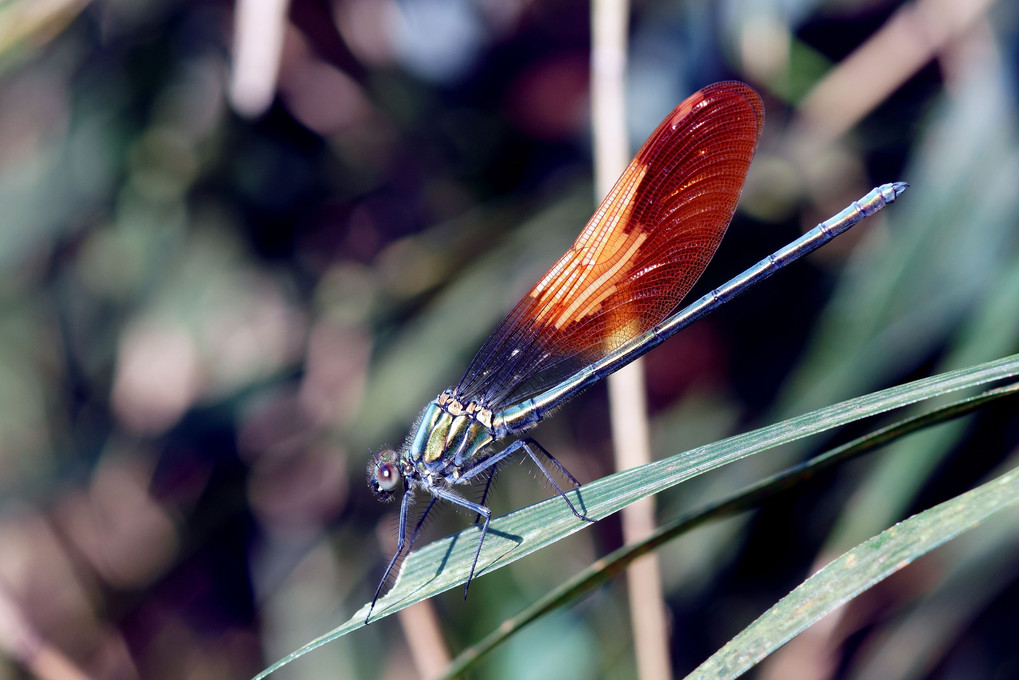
xmin=1 ymin=1 xmax=1017 ymax=678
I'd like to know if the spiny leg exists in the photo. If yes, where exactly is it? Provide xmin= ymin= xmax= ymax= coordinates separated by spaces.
xmin=457 ymin=437 xmax=594 ymax=522
xmin=474 ymin=468 xmax=496 ymax=525
xmin=519 ymin=438 xmax=594 ymax=522
xmin=367 ymin=493 xmax=438 ymax=623
xmin=522 ymin=437 xmax=582 ymax=486
xmin=433 ymin=487 xmax=492 ymax=599
xmin=367 ymin=491 xmax=411 ymax=623
xmin=405 ymin=496 xmax=438 ymax=556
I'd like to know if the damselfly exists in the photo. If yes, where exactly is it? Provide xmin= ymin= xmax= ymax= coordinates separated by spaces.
xmin=367 ymin=81 xmax=906 ymax=622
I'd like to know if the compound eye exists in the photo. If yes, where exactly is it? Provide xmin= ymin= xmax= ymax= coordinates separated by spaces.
xmin=376 ymin=462 xmax=401 ymax=492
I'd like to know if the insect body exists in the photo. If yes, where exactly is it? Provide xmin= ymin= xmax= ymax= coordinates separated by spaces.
xmin=367 ymin=81 xmax=906 ymax=622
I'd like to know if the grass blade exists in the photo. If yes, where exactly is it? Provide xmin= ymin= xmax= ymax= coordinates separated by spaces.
xmin=253 ymin=353 xmax=1019 ymax=679
xmin=684 ymin=464 xmax=1019 ymax=679
xmin=435 ymin=381 xmax=1019 ymax=678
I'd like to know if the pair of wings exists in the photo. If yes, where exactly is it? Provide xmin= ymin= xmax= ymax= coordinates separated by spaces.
xmin=455 ymin=81 xmax=765 ymax=411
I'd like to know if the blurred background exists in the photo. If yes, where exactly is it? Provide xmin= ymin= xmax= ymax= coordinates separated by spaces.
xmin=1 ymin=0 xmax=1018 ymax=679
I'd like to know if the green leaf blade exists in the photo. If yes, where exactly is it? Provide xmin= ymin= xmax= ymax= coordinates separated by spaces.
xmin=685 ymin=464 xmax=1019 ymax=679
xmin=254 ymin=353 xmax=1019 ymax=680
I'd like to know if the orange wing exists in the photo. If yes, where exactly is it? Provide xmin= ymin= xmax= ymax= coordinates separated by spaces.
xmin=456 ymin=81 xmax=763 ymax=409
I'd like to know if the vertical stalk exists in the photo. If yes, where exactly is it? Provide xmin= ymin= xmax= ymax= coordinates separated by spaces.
xmin=591 ymin=1 xmax=673 ymax=679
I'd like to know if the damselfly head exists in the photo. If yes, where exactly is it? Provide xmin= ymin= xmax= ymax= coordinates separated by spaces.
xmin=368 ymin=449 xmax=403 ymax=501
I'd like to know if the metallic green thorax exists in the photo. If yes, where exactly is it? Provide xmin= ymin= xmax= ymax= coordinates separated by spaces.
xmin=410 ymin=394 xmax=494 ymax=469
